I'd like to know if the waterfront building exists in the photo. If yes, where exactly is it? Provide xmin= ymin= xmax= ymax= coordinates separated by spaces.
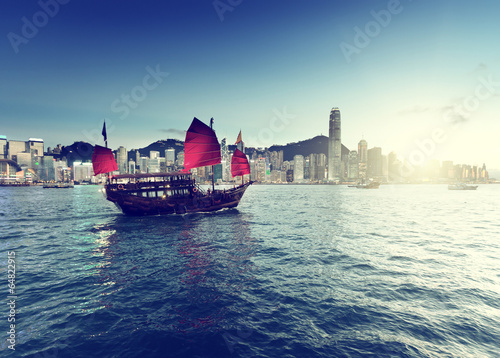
xmin=74 ymin=162 xmax=94 ymax=182
xmin=256 ymin=157 xmax=266 ymax=182
xmin=341 ymin=147 xmax=350 ymax=180
xmin=0 ymin=135 xmax=6 ymax=159
xmin=148 ymin=158 xmax=160 ymax=173
xmin=317 ymin=153 xmax=327 ymax=181
xmin=304 ymin=156 xmax=310 ymax=180
xmin=4 ymin=138 xmax=44 ymax=174
xmin=480 ymin=163 xmax=489 ymax=182
xmin=116 ymin=146 xmax=128 ymax=174
xmin=270 ymin=170 xmax=282 ymax=183
xmin=249 ymin=159 xmax=256 ymax=182
xmin=7 ymin=140 xmax=27 ymax=161
xmin=221 ymin=139 xmax=231 ymax=181
xmin=328 ymin=107 xmax=341 ymax=180
xmin=270 ymin=150 xmax=283 ymax=171
xmin=367 ymin=147 xmax=383 ymax=180
xmin=347 ymin=151 xmax=359 ymax=180
xmin=165 ymin=148 xmax=175 ymax=166
xmin=0 ymin=158 xmax=22 ymax=180
xmin=135 ymin=150 xmax=140 ymax=165
xmin=441 ymin=160 xmax=454 ymax=179
xmin=176 ymin=151 xmax=184 ymax=167
xmin=309 ymin=154 xmax=318 ymax=181
xmin=40 ymin=156 xmax=54 ymax=181
xmin=139 ymin=157 xmax=149 ymax=173
xmin=280 ymin=170 xmax=287 ymax=183
xmin=388 ymin=152 xmax=402 ymax=182
xmin=220 ymin=159 xmax=228 ymax=182
xmin=214 ymin=163 xmax=223 ymax=181
xmin=382 ymin=155 xmax=388 ymax=182
xmin=150 ymin=151 xmax=160 ymax=160
xmin=16 ymin=152 xmax=32 ymax=169
xmin=28 ymin=138 xmax=44 ymax=157
xmin=195 ymin=166 xmax=205 ymax=181
xmin=51 ymin=158 xmax=68 ymax=182
xmin=293 ymin=155 xmax=304 ymax=182
xmin=358 ymin=139 xmax=367 ymax=180
xmin=128 ymin=160 xmax=136 ymax=174
xmin=265 ymin=157 xmax=271 ymax=183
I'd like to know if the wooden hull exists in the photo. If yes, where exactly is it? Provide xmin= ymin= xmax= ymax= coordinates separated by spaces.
xmin=105 ymin=182 xmax=252 ymax=215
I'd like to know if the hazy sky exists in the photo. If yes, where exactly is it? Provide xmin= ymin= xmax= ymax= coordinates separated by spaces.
xmin=1 ymin=0 xmax=499 ymax=169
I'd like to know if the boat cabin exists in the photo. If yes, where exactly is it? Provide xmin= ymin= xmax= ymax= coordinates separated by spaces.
xmin=107 ymin=171 xmax=204 ymax=199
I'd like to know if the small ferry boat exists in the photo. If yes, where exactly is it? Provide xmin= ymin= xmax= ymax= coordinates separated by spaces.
xmin=350 ymin=180 xmax=380 ymax=189
xmin=43 ymin=182 xmax=74 ymax=188
xmin=356 ymin=181 xmax=380 ymax=189
xmin=92 ymin=117 xmax=252 ymax=215
xmin=448 ymin=183 xmax=478 ymax=190
xmin=0 ymin=181 xmax=30 ymax=187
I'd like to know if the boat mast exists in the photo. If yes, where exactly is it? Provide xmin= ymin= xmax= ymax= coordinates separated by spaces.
xmin=102 ymin=119 xmax=110 ymax=183
xmin=210 ymin=118 xmax=215 ymax=192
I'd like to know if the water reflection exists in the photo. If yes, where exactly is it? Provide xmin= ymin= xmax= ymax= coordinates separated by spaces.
xmin=173 ymin=209 xmax=257 ymax=333
xmin=85 ymin=209 xmax=257 ymax=334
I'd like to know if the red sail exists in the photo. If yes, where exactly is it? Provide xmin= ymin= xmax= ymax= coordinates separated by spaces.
xmin=92 ymin=145 xmax=118 ymax=175
xmin=231 ymin=149 xmax=250 ymax=177
xmin=184 ymin=117 xmax=221 ymax=171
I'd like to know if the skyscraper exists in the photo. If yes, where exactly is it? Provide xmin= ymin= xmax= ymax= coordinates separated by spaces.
xmin=293 ymin=155 xmax=304 ymax=182
xmin=328 ymin=107 xmax=341 ymax=180
xmin=165 ymin=148 xmax=175 ymax=166
xmin=221 ymin=138 xmax=230 ymax=181
xmin=367 ymin=147 xmax=383 ymax=179
xmin=116 ymin=146 xmax=127 ymax=174
xmin=0 ymin=135 xmax=7 ymax=159
xmin=348 ymin=151 xmax=359 ymax=179
xmin=358 ymin=139 xmax=367 ymax=179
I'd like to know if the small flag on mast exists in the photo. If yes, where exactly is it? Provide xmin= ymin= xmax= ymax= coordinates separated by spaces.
xmin=102 ymin=121 xmax=107 ymax=142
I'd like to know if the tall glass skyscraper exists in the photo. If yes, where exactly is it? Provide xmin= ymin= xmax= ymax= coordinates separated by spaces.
xmin=358 ymin=139 xmax=367 ymax=179
xmin=328 ymin=107 xmax=341 ymax=180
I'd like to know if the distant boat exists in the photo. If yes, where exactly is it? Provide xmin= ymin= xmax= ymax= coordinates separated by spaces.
xmin=93 ymin=117 xmax=252 ymax=215
xmin=448 ymin=183 xmax=478 ymax=190
xmin=43 ymin=182 xmax=74 ymax=188
xmin=349 ymin=179 xmax=380 ymax=189
xmin=355 ymin=181 xmax=380 ymax=189
xmin=0 ymin=181 xmax=30 ymax=187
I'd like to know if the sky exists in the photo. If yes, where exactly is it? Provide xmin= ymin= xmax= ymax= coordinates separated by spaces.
xmin=1 ymin=0 xmax=500 ymax=170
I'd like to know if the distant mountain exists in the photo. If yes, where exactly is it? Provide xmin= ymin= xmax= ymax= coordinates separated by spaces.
xmin=267 ymin=135 xmax=348 ymax=162
xmin=56 ymin=136 xmax=345 ymax=166
xmin=127 ymin=139 xmax=184 ymax=161
xmin=57 ymin=141 xmax=95 ymax=166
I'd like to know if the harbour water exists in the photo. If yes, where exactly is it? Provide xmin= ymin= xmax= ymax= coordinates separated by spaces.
xmin=1 ymin=184 xmax=499 ymax=357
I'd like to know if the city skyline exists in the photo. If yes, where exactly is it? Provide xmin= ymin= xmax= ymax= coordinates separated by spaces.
xmin=1 ymin=121 xmax=494 ymax=177
xmin=1 ymin=1 xmax=500 ymax=170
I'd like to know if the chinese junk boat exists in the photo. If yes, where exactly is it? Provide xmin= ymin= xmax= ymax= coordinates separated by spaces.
xmin=92 ymin=118 xmax=252 ymax=215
